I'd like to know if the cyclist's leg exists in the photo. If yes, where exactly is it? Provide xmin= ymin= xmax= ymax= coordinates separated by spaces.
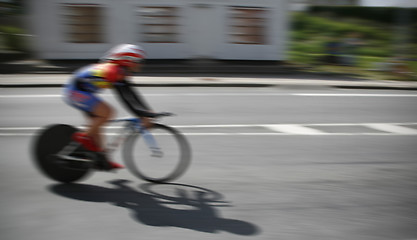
xmin=86 ymin=101 xmax=114 ymax=151
xmin=64 ymin=87 xmax=105 ymax=151
xmin=63 ymin=88 xmax=122 ymax=169
xmin=86 ymin=101 xmax=124 ymax=169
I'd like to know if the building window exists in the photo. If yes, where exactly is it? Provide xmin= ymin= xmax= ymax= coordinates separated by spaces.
xmin=63 ymin=4 xmax=104 ymax=43
xmin=229 ymin=6 xmax=268 ymax=45
xmin=138 ymin=6 xmax=180 ymax=43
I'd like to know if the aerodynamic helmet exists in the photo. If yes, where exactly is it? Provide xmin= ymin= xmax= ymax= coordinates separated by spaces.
xmin=101 ymin=44 xmax=146 ymax=67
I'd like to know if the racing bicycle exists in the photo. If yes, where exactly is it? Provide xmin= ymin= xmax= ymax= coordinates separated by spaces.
xmin=32 ymin=116 xmax=191 ymax=183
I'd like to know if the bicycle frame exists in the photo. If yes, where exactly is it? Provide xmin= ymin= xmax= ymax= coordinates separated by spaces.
xmin=55 ymin=117 xmax=162 ymax=163
xmin=106 ymin=118 xmax=161 ymax=156
xmin=33 ymin=115 xmax=191 ymax=183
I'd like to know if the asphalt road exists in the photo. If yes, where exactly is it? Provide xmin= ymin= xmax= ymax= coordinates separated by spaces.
xmin=1 ymin=86 xmax=417 ymax=240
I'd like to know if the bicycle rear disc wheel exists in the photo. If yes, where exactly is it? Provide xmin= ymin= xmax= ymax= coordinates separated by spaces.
xmin=123 ymin=123 xmax=191 ymax=183
xmin=32 ymin=124 xmax=91 ymax=183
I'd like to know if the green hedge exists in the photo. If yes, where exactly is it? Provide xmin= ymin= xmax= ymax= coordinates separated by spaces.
xmin=290 ymin=12 xmax=400 ymax=59
xmin=309 ymin=6 xmax=417 ymax=24
xmin=292 ymin=12 xmax=392 ymax=41
xmin=0 ymin=25 xmax=28 ymax=52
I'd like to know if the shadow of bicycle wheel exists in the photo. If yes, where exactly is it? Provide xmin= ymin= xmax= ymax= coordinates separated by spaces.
xmin=49 ymin=179 xmax=261 ymax=235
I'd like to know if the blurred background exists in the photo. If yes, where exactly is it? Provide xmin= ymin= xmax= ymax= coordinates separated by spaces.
xmin=0 ymin=0 xmax=416 ymax=80
xmin=2 ymin=2 xmax=417 ymax=239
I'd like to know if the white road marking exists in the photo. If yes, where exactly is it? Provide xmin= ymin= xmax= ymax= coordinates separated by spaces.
xmin=263 ymin=124 xmax=326 ymax=135
xmin=2 ymin=123 xmax=417 ymax=136
xmin=174 ymin=124 xmax=254 ymax=128
xmin=0 ymin=127 xmax=40 ymax=130
xmin=365 ymin=123 xmax=417 ymax=135
xmin=2 ymin=93 xmax=417 ymax=98
xmin=0 ymin=94 xmax=62 ymax=98
xmin=0 ymin=133 xmax=35 ymax=136
xmin=293 ymin=93 xmax=417 ymax=97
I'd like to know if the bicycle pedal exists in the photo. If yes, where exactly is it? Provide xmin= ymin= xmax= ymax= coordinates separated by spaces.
xmin=90 ymin=152 xmax=116 ymax=171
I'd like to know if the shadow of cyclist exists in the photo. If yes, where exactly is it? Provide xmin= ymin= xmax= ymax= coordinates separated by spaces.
xmin=49 ymin=179 xmax=260 ymax=235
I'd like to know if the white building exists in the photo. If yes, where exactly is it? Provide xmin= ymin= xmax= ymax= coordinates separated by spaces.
xmin=28 ymin=0 xmax=290 ymax=61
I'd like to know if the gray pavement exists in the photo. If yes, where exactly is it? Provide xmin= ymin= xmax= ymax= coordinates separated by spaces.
xmin=1 ymin=87 xmax=417 ymax=240
xmin=1 ymin=73 xmax=417 ymax=90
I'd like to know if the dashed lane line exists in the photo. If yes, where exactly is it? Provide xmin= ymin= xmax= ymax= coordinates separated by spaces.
xmin=1 ymin=123 xmax=417 ymax=136
xmin=364 ymin=123 xmax=417 ymax=135
xmin=2 ymin=93 xmax=417 ymax=98
xmin=263 ymin=124 xmax=326 ymax=135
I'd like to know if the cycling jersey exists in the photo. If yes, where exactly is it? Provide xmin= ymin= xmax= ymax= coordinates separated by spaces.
xmin=68 ymin=63 xmax=124 ymax=93
xmin=63 ymin=62 xmax=155 ymax=117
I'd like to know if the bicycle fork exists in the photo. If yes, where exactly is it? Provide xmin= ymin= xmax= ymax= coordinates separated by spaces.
xmin=109 ymin=120 xmax=163 ymax=158
xmin=138 ymin=126 xmax=163 ymax=158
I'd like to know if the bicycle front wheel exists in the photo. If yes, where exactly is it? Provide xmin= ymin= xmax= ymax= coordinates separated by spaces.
xmin=123 ymin=123 xmax=191 ymax=183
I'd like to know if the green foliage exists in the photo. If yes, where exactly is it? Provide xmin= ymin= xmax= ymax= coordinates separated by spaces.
xmin=0 ymin=0 xmax=25 ymax=15
xmin=289 ymin=10 xmax=417 ymax=79
xmin=288 ymin=51 xmax=317 ymax=65
xmin=292 ymin=12 xmax=392 ymax=42
xmin=289 ymin=12 xmax=415 ymax=60
xmin=357 ymin=47 xmax=392 ymax=57
xmin=0 ymin=25 xmax=27 ymax=52
xmin=309 ymin=6 xmax=417 ymax=24
xmin=291 ymin=41 xmax=323 ymax=54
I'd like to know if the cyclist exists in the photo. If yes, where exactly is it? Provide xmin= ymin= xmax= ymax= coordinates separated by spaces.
xmin=63 ymin=44 xmax=161 ymax=170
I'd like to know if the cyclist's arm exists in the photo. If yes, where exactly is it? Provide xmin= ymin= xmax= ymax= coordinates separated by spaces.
xmin=113 ymin=79 xmax=157 ymax=118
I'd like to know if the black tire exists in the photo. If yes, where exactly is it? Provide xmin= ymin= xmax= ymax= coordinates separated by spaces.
xmin=32 ymin=124 xmax=91 ymax=183
xmin=123 ymin=123 xmax=191 ymax=183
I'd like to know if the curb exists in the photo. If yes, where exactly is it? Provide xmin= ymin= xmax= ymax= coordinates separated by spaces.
xmin=1 ymin=82 xmax=417 ymax=90
xmin=334 ymin=85 xmax=417 ymax=91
